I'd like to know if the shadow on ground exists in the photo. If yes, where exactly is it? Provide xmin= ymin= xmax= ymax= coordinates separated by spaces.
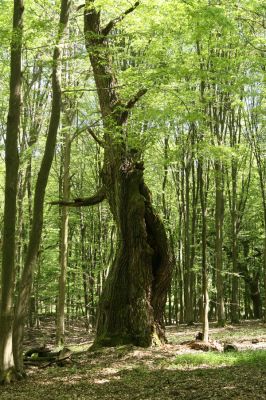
xmin=1 ymin=348 xmax=265 ymax=400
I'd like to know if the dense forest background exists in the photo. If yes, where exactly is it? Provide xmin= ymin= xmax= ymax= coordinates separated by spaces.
xmin=0 ymin=0 xmax=265 ymax=383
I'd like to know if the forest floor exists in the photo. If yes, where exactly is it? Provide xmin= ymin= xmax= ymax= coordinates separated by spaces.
xmin=1 ymin=320 xmax=265 ymax=400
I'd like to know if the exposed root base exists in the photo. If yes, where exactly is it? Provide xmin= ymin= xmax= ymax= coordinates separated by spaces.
xmin=0 ymin=368 xmax=26 ymax=385
xmin=92 ymin=331 xmax=164 ymax=351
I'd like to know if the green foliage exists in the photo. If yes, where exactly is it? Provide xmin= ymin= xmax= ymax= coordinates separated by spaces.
xmin=0 ymin=0 xmax=265 ymax=327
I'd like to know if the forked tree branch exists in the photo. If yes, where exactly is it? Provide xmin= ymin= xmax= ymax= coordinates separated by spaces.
xmin=50 ymin=187 xmax=106 ymax=207
xmin=101 ymin=1 xmax=140 ymax=36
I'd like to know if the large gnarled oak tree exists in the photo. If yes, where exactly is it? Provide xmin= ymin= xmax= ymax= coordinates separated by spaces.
xmin=57 ymin=0 xmax=173 ymax=347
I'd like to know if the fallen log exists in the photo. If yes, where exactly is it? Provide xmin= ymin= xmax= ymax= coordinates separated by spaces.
xmin=24 ymin=345 xmax=52 ymax=358
xmin=24 ymin=347 xmax=72 ymax=367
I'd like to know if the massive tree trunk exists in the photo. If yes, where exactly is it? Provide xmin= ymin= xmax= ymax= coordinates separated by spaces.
xmin=81 ymin=1 xmax=172 ymax=346
xmin=95 ymin=164 xmax=171 ymax=346
xmin=12 ymin=0 xmax=71 ymax=376
xmin=0 ymin=0 xmax=23 ymax=384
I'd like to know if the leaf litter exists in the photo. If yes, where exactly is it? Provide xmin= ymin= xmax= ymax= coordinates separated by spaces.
xmin=0 ymin=320 xmax=265 ymax=400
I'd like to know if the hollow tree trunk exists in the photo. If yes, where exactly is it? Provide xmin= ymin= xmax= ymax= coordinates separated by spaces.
xmin=82 ymin=1 xmax=172 ymax=347
xmin=0 ymin=0 xmax=23 ymax=384
xmin=95 ymin=159 xmax=171 ymax=346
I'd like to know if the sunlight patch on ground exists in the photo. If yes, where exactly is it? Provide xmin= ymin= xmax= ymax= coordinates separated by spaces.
xmin=94 ymin=378 xmax=111 ymax=384
xmin=100 ymin=367 xmax=120 ymax=376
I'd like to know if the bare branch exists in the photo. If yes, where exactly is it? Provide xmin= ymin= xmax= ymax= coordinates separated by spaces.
xmin=87 ymin=127 xmax=105 ymax=147
xmin=119 ymin=87 xmax=147 ymax=123
xmin=101 ymin=1 xmax=140 ymax=36
xmin=76 ymin=4 xmax=85 ymax=11
xmin=50 ymin=187 xmax=106 ymax=207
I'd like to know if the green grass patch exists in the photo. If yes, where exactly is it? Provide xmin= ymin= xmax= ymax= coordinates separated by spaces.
xmin=172 ymin=350 xmax=266 ymax=368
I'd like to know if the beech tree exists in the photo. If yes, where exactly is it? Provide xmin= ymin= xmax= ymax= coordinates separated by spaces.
xmin=12 ymin=0 xmax=71 ymax=377
xmin=0 ymin=0 xmax=23 ymax=384
xmin=0 ymin=0 xmax=71 ymax=382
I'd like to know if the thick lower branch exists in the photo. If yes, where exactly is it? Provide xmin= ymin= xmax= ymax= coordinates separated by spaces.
xmin=51 ymin=187 xmax=106 ymax=207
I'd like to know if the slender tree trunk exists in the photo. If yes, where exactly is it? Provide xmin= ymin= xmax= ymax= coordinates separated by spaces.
xmin=180 ymin=164 xmax=186 ymax=324
xmin=82 ymin=2 xmax=172 ymax=347
xmin=231 ymin=160 xmax=239 ymax=323
xmin=174 ymin=168 xmax=184 ymax=324
xmin=184 ymin=161 xmax=194 ymax=324
xmin=190 ymin=138 xmax=198 ymax=322
xmin=0 ymin=0 xmax=23 ymax=384
xmin=161 ymin=136 xmax=173 ymax=325
xmin=80 ymin=212 xmax=90 ymax=330
xmin=244 ymin=281 xmax=251 ymax=319
xmin=198 ymin=160 xmax=209 ymax=343
xmin=215 ymin=160 xmax=225 ymax=326
xmin=12 ymin=0 xmax=71 ymax=375
xmin=196 ymin=40 xmax=209 ymax=337
xmin=264 ymin=236 xmax=266 ymax=322
xmin=178 ymin=212 xmax=184 ymax=324
xmin=250 ymin=275 xmax=261 ymax=319
xmin=56 ymin=130 xmax=71 ymax=345
xmin=255 ymin=157 xmax=266 ymax=321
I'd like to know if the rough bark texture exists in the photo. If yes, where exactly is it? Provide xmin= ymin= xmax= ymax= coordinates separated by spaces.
xmin=0 ymin=0 xmax=23 ymax=384
xmin=12 ymin=0 xmax=71 ymax=376
xmin=83 ymin=1 xmax=172 ymax=347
